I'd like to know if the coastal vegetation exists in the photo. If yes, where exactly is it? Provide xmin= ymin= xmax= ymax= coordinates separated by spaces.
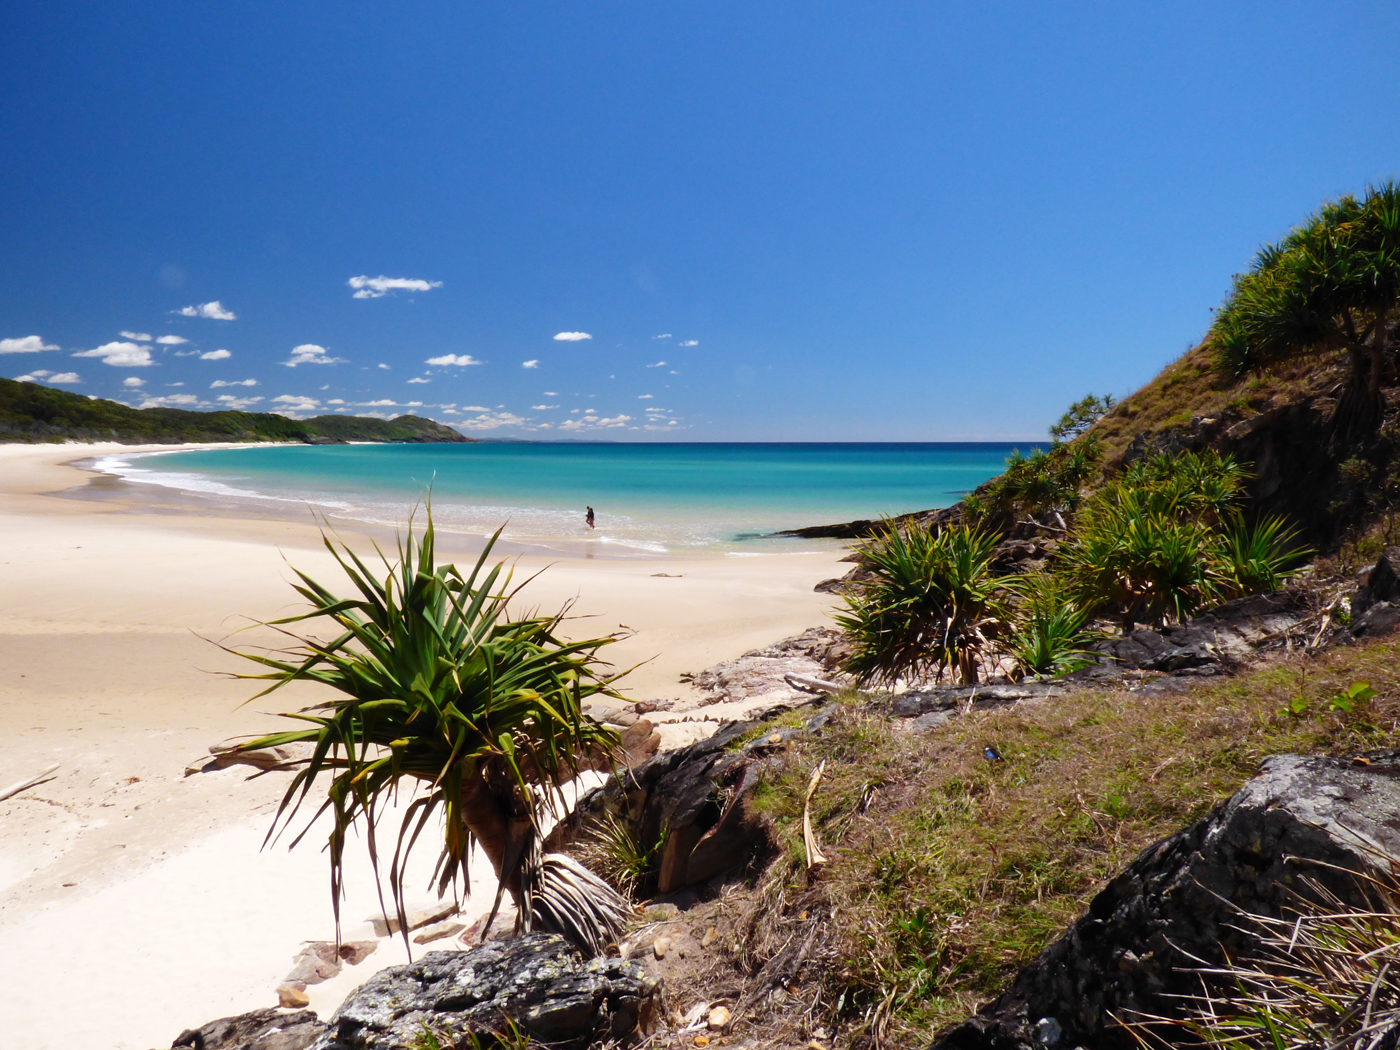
xmin=1212 ymin=181 xmax=1400 ymax=439
xmin=234 ymin=515 xmax=629 ymax=953
xmin=841 ymin=448 xmax=1305 ymax=685
xmin=750 ymin=632 xmax=1400 ymax=1044
xmin=0 ymin=375 xmax=469 ymax=443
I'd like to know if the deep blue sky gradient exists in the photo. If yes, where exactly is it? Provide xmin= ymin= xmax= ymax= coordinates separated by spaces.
xmin=3 ymin=2 xmax=1399 ymax=438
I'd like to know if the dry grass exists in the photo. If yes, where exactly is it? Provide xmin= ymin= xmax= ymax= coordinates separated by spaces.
xmin=741 ymin=634 xmax=1400 ymax=1048
xmin=1086 ymin=343 xmax=1349 ymax=465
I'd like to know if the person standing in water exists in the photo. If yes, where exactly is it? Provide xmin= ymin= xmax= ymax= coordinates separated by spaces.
xmin=585 ymin=506 xmax=595 ymax=529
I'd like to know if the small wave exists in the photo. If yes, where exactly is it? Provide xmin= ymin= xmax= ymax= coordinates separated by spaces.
xmin=92 ymin=454 xmax=354 ymax=511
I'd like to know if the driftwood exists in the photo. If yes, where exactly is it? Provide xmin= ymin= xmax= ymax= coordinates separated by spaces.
xmin=783 ymin=672 xmax=842 ymax=695
xmin=801 ymin=761 xmax=827 ymax=871
xmin=0 ymin=762 xmax=59 ymax=802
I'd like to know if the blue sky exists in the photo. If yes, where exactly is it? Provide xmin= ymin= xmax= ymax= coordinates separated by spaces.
xmin=2 ymin=2 xmax=1399 ymax=440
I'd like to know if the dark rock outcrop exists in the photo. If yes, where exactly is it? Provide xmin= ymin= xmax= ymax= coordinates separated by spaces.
xmin=929 ymin=752 xmax=1400 ymax=1050
xmin=163 ymin=935 xmax=658 ymax=1050
xmin=309 ymin=934 xmax=658 ymax=1050
xmin=1353 ymin=547 xmax=1400 ymax=618
xmin=169 ymin=1007 xmax=323 ymax=1050
xmin=1094 ymin=592 xmax=1310 ymax=673
xmin=553 ymin=712 xmax=817 ymax=894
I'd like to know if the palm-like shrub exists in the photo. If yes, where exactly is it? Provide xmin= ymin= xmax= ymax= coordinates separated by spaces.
xmin=235 ymin=513 xmax=630 ymax=953
xmin=965 ymin=434 xmax=1103 ymax=530
xmin=1060 ymin=503 xmax=1221 ymax=632
xmin=837 ymin=522 xmax=1007 ymax=686
xmin=1059 ymin=451 xmax=1306 ymax=631
xmin=1213 ymin=181 xmax=1400 ymax=439
xmin=1217 ymin=513 xmax=1306 ymax=598
xmin=1002 ymin=575 xmax=1097 ymax=678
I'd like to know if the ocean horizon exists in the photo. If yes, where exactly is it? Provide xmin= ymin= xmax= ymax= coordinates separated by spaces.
xmin=93 ymin=441 xmax=1022 ymax=555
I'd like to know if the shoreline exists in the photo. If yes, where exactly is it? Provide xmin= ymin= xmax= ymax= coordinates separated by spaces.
xmin=0 ymin=442 xmax=847 ymax=1049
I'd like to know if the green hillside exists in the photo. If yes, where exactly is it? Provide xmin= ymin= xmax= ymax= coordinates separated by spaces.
xmin=0 ymin=377 xmax=470 ymax=444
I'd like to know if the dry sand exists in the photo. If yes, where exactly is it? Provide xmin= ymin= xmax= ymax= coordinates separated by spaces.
xmin=0 ymin=443 xmax=846 ymax=1050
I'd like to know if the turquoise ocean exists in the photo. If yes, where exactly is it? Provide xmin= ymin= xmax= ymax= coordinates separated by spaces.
xmin=93 ymin=442 xmax=1018 ymax=555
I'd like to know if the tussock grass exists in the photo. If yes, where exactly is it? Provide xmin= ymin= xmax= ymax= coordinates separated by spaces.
xmin=748 ymin=635 xmax=1400 ymax=1047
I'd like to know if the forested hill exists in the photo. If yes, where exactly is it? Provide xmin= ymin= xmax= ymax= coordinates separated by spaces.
xmin=0 ymin=377 xmax=471 ymax=444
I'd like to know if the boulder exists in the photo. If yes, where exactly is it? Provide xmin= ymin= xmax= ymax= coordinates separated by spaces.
xmin=1350 ymin=600 xmax=1400 ymax=640
xmin=930 ymin=752 xmax=1400 ymax=1050
xmin=1351 ymin=547 xmax=1400 ymax=617
xmin=554 ymin=715 xmax=794 ymax=893
xmin=308 ymin=933 xmax=659 ymax=1050
xmin=168 ymin=1006 xmax=324 ymax=1050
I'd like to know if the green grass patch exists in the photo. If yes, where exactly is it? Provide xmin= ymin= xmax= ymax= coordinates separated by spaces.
xmin=750 ymin=636 xmax=1400 ymax=1046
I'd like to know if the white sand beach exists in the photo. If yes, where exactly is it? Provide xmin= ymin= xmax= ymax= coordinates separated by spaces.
xmin=0 ymin=443 xmax=845 ymax=1050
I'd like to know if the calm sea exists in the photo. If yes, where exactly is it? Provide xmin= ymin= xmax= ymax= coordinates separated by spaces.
xmin=94 ymin=442 xmax=1017 ymax=555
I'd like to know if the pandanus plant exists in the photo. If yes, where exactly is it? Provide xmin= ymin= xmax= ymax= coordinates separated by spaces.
xmin=233 ymin=511 xmax=631 ymax=954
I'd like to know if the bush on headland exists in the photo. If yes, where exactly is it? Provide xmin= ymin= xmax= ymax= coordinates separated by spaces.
xmin=839 ymin=447 xmax=1308 ymax=687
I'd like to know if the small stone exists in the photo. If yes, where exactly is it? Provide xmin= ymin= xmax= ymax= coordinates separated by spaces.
xmin=700 ymin=926 xmax=718 ymax=948
xmin=608 ymin=711 xmax=640 ymax=727
xmin=369 ymin=900 xmax=458 ymax=937
xmin=653 ymin=935 xmax=672 ymax=959
xmin=694 ymin=1037 xmax=710 ymax=1048
xmin=414 ymin=920 xmax=466 ymax=944
xmin=277 ymin=983 xmax=309 ymax=1008
xmin=338 ymin=940 xmax=378 ymax=965
xmin=799 ymin=910 xmax=809 ymax=921
xmin=644 ymin=902 xmax=679 ymax=921
xmin=707 ymin=1006 xmax=731 ymax=1030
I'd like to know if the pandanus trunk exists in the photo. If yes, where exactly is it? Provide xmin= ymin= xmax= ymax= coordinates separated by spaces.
xmin=1333 ymin=328 xmax=1389 ymax=442
xmin=457 ymin=772 xmax=531 ymax=898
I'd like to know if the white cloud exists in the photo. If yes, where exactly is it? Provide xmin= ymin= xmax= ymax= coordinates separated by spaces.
xmin=653 ymin=333 xmax=672 ymax=340
xmin=553 ymin=332 xmax=592 ymax=342
xmin=378 ymin=363 xmax=390 ymax=370
xmin=283 ymin=344 xmax=345 ymax=367
xmin=638 ymin=394 xmax=653 ymax=399
xmin=173 ymin=349 xmax=200 ymax=357
xmin=0 ymin=335 xmax=59 ymax=354
xmin=199 ymin=349 xmax=231 ymax=361
xmin=357 ymin=399 xmax=398 ymax=407
xmin=558 ymin=413 xmax=632 ymax=432
xmin=156 ymin=335 xmax=188 ymax=345
xmin=123 ymin=377 xmax=145 ymax=388
xmin=176 ymin=301 xmax=236 ymax=320
xmin=47 ymin=372 xmax=80 ymax=384
xmin=407 ymin=377 xmax=430 ymax=384
xmin=166 ymin=382 xmax=185 ymax=387
xmin=272 ymin=394 xmax=321 ymax=413
xmin=140 ymin=393 xmax=201 ymax=408
xmin=454 ymin=411 xmax=527 ymax=431
xmin=425 ymin=354 xmax=481 ymax=367
xmin=531 ymin=404 xmax=559 ymax=410
xmin=647 ymin=361 xmax=667 ymax=367
xmin=544 ymin=391 xmax=558 ymax=396
xmin=348 ymin=275 xmax=443 ymax=299
xmin=211 ymin=379 xmax=257 ymax=388
xmin=15 ymin=369 xmax=50 ymax=379
xmin=120 ymin=331 xmax=153 ymax=342
xmin=72 ymin=341 xmax=154 ymax=367
xmin=216 ymin=394 xmax=264 ymax=410
xmin=326 ymin=399 xmax=345 ymax=405
xmin=462 ymin=405 xmax=491 ymax=412
xmin=522 ymin=360 xmax=539 ymax=369
xmin=679 ymin=339 xmax=698 ymax=347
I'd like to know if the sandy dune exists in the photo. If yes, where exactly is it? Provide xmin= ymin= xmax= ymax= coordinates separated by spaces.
xmin=0 ymin=443 xmax=844 ymax=1050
